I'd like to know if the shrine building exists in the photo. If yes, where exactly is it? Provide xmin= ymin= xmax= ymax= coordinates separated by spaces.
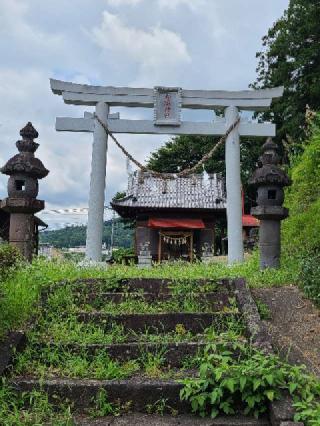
xmin=112 ymin=171 xmax=227 ymax=262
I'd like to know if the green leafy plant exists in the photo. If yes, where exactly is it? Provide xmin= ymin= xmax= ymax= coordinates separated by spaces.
xmin=180 ymin=341 xmax=320 ymax=420
xmin=294 ymin=398 xmax=320 ymax=425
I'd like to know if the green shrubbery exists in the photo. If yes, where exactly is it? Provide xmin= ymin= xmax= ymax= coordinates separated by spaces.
xmin=299 ymin=253 xmax=320 ymax=307
xmin=181 ymin=340 xmax=320 ymax=422
xmin=112 ymin=247 xmax=135 ymax=264
xmin=283 ymin=116 xmax=320 ymax=256
xmin=0 ymin=244 xmax=22 ymax=281
xmin=282 ymin=114 xmax=320 ymax=305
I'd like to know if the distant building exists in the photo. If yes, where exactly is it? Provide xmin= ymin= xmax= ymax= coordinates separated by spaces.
xmin=38 ymin=243 xmax=54 ymax=258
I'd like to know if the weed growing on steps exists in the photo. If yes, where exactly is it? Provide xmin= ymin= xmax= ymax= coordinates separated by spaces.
xmin=30 ymin=317 xmax=129 ymax=345
xmin=0 ymin=379 xmax=73 ymax=425
xmin=43 ymin=278 xmax=221 ymax=314
xmin=13 ymin=346 xmax=140 ymax=380
xmin=88 ymin=389 xmax=128 ymax=418
xmin=255 ymin=299 xmax=271 ymax=320
xmin=79 ymin=297 xmax=214 ymax=314
xmin=140 ymin=350 xmax=166 ymax=378
xmin=145 ymin=397 xmax=177 ymax=416
xmin=12 ymin=343 xmax=198 ymax=381
xmin=0 ymin=251 xmax=298 ymax=337
xmin=12 ymin=327 xmax=245 ymax=382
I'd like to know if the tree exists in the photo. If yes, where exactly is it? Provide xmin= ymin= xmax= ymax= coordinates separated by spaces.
xmin=252 ymin=0 xmax=320 ymax=145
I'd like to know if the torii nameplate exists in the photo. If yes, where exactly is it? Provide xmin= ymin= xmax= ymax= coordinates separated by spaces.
xmin=154 ymin=86 xmax=182 ymax=126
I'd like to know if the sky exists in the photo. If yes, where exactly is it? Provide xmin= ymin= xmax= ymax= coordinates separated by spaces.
xmin=0 ymin=0 xmax=289 ymax=229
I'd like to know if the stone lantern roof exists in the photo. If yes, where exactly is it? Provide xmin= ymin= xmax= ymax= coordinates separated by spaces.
xmin=248 ymin=138 xmax=291 ymax=187
xmin=1 ymin=122 xmax=49 ymax=179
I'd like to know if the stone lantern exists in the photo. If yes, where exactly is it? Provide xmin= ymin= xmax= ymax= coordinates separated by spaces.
xmin=1 ymin=123 xmax=49 ymax=261
xmin=249 ymin=138 xmax=291 ymax=269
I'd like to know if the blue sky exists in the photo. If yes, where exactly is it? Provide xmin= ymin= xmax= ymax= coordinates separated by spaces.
xmin=0 ymin=0 xmax=289 ymax=228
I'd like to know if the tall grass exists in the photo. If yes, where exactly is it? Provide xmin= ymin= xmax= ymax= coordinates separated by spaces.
xmin=0 ymin=251 xmax=299 ymax=338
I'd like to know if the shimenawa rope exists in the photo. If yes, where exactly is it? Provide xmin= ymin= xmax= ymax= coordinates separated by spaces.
xmin=93 ymin=113 xmax=240 ymax=180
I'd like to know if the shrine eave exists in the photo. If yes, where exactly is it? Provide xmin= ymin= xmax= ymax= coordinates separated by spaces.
xmin=111 ymin=203 xmax=226 ymax=219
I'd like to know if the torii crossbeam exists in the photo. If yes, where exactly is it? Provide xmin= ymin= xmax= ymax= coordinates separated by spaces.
xmin=50 ymin=78 xmax=283 ymax=264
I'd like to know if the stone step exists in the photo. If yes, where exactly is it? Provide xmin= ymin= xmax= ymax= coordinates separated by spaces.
xmin=10 ymin=376 xmax=187 ymax=412
xmin=76 ymin=312 xmax=237 ymax=333
xmin=44 ymin=278 xmax=226 ymax=297
xmin=73 ymin=413 xmax=270 ymax=426
xmin=119 ymin=278 xmax=225 ymax=295
xmin=75 ymin=291 xmax=230 ymax=311
xmin=31 ymin=341 xmax=207 ymax=367
xmin=9 ymin=376 xmax=269 ymax=423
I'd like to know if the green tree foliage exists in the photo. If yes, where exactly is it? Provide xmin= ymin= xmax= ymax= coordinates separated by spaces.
xmin=282 ymin=115 xmax=320 ymax=255
xmin=252 ymin=0 xmax=320 ymax=144
xmin=40 ymin=219 xmax=133 ymax=249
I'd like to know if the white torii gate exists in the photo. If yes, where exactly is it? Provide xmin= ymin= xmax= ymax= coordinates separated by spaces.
xmin=50 ymin=79 xmax=283 ymax=264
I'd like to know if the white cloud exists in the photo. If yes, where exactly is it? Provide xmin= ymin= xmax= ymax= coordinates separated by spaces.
xmin=106 ymin=0 xmax=143 ymax=5
xmin=91 ymin=11 xmax=191 ymax=84
xmin=0 ymin=0 xmax=65 ymax=61
xmin=157 ymin=0 xmax=205 ymax=11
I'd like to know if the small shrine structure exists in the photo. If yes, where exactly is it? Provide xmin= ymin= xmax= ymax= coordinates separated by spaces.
xmin=112 ymin=171 xmax=226 ymax=263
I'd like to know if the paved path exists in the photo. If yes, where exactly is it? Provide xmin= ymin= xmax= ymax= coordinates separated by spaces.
xmin=252 ymin=285 xmax=320 ymax=377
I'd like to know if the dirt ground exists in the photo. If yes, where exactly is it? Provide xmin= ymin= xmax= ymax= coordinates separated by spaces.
xmin=252 ymin=285 xmax=320 ymax=377
xmin=74 ymin=414 xmax=269 ymax=426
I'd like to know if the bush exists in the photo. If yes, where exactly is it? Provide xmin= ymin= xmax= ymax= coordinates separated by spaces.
xmin=299 ymin=252 xmax=320 ymax=307
xmin=0 ymin=244 xmax=21 ymax=281
xmin=112 ymin=247 xmax=135 ymax=264
xmin=282 ymin=115 xmax=320 ymax=257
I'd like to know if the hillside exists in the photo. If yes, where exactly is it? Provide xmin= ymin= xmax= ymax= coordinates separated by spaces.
xmin=40 ymin=219 xmax=134 ymax=249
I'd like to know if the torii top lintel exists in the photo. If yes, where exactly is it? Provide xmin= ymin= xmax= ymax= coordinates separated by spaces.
xmin=50 ymin=78 xmax=283 ymax=137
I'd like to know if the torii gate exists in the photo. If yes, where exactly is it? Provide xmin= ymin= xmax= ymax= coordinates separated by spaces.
xmin=50 ymin=79 xmax=283 ymax=264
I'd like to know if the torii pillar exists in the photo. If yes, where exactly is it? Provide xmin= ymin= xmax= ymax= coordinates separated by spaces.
xmin=225 ymin=106 xmax=243 ymax=263
xmin=85 ymin=102 xmax=109 ymax=261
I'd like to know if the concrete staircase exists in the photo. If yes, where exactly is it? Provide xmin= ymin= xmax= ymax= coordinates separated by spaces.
xmin=10 ymin=278 xmax=271 ymax=425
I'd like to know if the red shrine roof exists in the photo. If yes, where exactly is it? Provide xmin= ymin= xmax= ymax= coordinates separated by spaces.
xmin=242 ymin=214 xmax=260 ymax=227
